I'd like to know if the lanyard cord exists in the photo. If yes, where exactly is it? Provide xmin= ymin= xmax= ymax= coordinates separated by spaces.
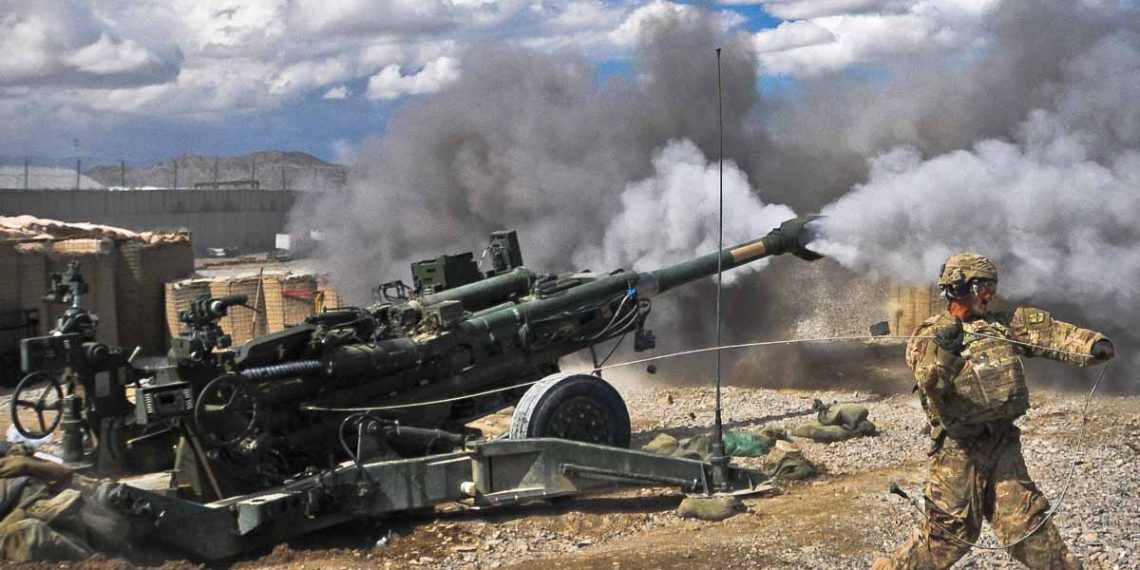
xmin=300 ymin=332 xmax=1098 ymax=412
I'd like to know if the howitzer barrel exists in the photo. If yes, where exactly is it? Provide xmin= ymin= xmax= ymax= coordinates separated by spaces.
xmin=649 ymin=216 xmax=820 ymax=295
xmin=465 ymin=216 xmax=820 ymax=332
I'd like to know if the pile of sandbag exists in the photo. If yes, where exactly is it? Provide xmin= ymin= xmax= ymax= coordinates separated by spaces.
xmin=791 ymin=399 xmax=878 ymax=443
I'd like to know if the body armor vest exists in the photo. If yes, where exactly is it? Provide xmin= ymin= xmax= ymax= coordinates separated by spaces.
xmin=928 ymin=317 xmax=1029 ymax=436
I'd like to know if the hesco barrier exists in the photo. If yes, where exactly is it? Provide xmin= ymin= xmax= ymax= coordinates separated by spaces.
xmin=165 ymin=271 xmax=341 ymax=347
xmin=0 ymin=189 xmax=299 ymax=255
xmin=888 ymin=283 xmax=942 ymax=337
xmin=0 ymin=218 xmax=194 ymax=368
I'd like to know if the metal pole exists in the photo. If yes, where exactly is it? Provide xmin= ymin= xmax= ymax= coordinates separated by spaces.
xmin=710 ymin=47 xmax=728 ymax=490
xmin=75 ymin=159 xmax=81 ymax=190
xmin=213 ymin=157 xmax=219 ymax=186
xmin=281 ymin=164 xmax=286 ymax=191
xmin=173 ymin=160 xmax=178 ymax=190
xmin=121 ymin=160 xmax=126 ymax=188
xmin=23 ymin=157 xmax=28 ymax=190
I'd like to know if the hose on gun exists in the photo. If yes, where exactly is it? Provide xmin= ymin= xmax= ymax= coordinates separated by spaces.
xmin=241 ymin=360 xmax=322 ymax=381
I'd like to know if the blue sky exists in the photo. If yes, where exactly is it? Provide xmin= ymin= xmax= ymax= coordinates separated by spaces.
xmin=0 ymin=0 xmax=1000 ymax=166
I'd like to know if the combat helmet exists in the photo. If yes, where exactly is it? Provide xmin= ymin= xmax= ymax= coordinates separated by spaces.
xmin=938 ymin=252 xmax=998 ymax=299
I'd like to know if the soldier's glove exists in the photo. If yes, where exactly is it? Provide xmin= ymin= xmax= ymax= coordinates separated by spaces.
xmin=1091 ymin=339 xmax=1115 ymax=360
xmin=933 ymin=318 xmax=965 ymax=355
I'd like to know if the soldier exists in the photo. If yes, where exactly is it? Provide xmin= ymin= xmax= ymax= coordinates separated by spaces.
xmin=873 ymin=253 xmax=1114 ymax=570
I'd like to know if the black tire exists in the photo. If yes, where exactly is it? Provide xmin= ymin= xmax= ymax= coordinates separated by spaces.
xmin=509 ymin=373 xmax=630 ymax=448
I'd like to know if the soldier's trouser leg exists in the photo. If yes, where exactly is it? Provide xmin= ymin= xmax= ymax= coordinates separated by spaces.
xmin=988 ymin=433 xmax=1082 ymax=570
xmin=880 ymin=441 xmax=983 ymax=569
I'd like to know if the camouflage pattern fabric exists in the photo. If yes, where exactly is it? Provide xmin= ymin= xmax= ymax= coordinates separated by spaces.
xmin=906 ymin=308 xmax=1103 ymax=438
xmin=938 ymin=253 xmax=999 ymax=287
xmin=877 ymin=426 xmax=1081 ymax=570
xmin=881 ymin=306 xmax=1106 ymax=569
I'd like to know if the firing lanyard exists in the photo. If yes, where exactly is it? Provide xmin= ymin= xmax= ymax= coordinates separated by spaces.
xmin=299 ymin=331 xmax=1098 ymax=412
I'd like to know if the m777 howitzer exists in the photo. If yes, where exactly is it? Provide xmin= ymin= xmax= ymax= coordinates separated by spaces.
xmin=9 ymin=218 xmax=823 ymax=561
xmin=190 ymin=217 xmax=821 ymax=493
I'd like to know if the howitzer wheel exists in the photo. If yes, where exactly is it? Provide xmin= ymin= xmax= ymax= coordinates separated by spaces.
xmin=509 ymin=373 xmax=630 ymax=448
xmin=10 ymin=371 xmax=65 ymax=439
xmin=195 ymin=374 xmax=260 ymax=449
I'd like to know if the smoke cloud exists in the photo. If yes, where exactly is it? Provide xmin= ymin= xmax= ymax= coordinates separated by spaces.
xmin=292 ymin=12 xmax=776 ymax=303
xmin=811 ymin=5 xmax=1140 ymax=390
xmin=600 ymin=139 xmax=794 ymax=281
xmin=294 ymin=0 xmax=1140 ymax=391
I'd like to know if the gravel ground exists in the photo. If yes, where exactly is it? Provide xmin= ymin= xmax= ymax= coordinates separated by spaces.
xmin=1 ymin=371 xmax=1136 ymax=569
xmin=268 ymin=381 xmax=1137 ymax=570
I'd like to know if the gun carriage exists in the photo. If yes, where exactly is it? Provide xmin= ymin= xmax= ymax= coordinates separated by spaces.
xmin=7 ymin=218 xmax=820 ymax=560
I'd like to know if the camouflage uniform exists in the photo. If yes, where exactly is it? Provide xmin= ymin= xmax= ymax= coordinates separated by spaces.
xmin=876 ymin=306 xmax=1105 ymax=570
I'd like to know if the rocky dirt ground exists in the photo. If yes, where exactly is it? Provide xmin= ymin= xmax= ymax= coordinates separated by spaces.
xmin=3 ymin=348 xmax=1138 ymax=570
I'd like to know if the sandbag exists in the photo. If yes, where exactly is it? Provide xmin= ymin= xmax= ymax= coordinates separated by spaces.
xmin=676 ymin=495 xmax=744 ymax=521
xmin=763 ymin=440 xmax=818 ymax=480
xmin=817 ymin=403 xmax=870 ymax=430
xmin=641 ymin=433 xmax=679 ymax=456
xmin=792 ymin=419 xmax=878 ymax=443
xmin=0 ymin=518 xmax=92 ymax=561
xmin=642 ymin=426 xmax=788 ymax=461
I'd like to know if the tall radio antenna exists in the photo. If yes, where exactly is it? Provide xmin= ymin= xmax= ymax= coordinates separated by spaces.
xmin=709 ymin=47 xmax=729 ymax=490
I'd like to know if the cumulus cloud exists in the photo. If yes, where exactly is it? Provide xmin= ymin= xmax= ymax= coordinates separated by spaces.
xmin=758 ymin=0 xmax=915 ymax=20
xmin=0 ymin=0 xmax=180 ymax=88
xmin=609 ymin=1 xmax=700 ymax=47
xmin=365 ymin=56 xmax=462 ymax=100
xmin=752 ymin=0 xmax=996 ymax=76
xmin=174 ymin=0 xmax=288 ymax=55
xmin=5 ymin=0 xmax=730 ymax=150
xmin=322 ymin=85 xmax=350 ymax=100
xmin=288 ymin=0 xmax=483 ymax=36
xmin=549 ymin=1 xmax=627 ymax=30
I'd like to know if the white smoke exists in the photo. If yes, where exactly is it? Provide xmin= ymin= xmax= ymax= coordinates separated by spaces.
xmin=812 ymin=31 xmax=1140 ymax=387
xmin=598 ymin=139 xmax=795 ymax=281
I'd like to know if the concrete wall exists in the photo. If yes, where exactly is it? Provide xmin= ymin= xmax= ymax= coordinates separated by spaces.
xmin=0 ymin=189 xmax=299 ymax=254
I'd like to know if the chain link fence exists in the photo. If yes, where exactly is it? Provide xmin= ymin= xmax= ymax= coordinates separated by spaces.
xmin=0 ymin=154 xmax=347 ymax=191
